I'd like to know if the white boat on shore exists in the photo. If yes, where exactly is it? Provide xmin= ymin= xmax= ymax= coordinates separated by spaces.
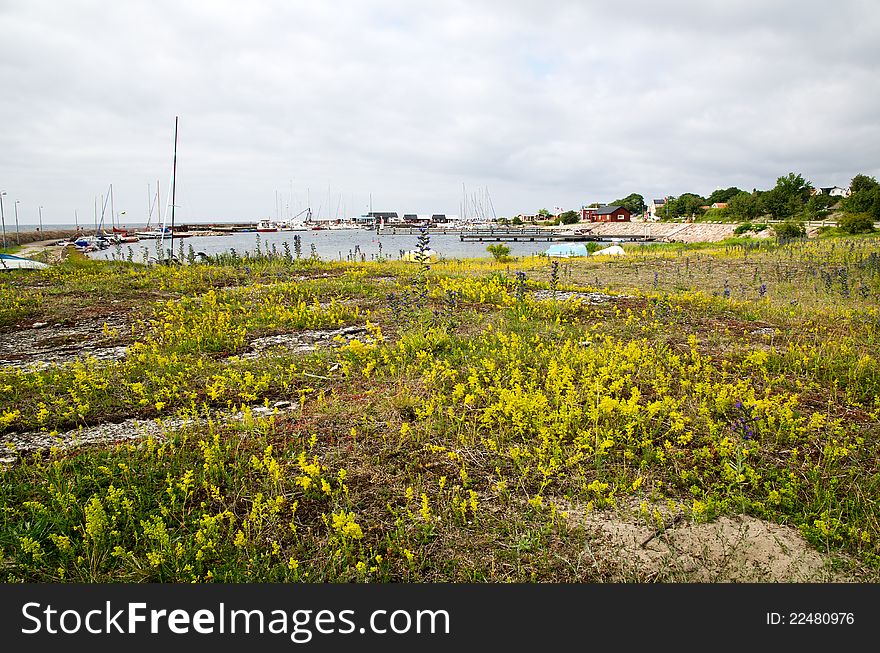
xmin=0 ymin=253 xmax=50 ymax=270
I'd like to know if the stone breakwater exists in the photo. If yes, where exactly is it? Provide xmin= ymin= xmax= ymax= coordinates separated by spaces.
xmin=3 ymin=229 xmax=83 ymax=247
xmin=556 ymin=222 xmax=747 ymax=243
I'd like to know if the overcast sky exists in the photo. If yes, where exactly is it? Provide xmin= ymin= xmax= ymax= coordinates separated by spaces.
xmin=1 ymin=0 xmax=879 ymax=225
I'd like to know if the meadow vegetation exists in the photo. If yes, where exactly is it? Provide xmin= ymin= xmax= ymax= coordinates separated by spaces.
xmin=1 ymin=234 xmax=879 ymax=582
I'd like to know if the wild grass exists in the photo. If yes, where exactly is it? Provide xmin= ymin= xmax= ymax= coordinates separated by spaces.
xmin=1 ymin=235 xmax=878 ymax=581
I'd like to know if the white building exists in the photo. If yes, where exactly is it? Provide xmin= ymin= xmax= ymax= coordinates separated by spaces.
xmin=814 ymin=186 xmax=850 ymax=197
xmin=646 ymin=198 xmax=668 ymax=220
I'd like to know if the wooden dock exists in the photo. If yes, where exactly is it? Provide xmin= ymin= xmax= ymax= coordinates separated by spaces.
xmin=377 ymin=227 xmax=466 ymax=236
xmin=458 ymin=229 xmax=654 ymax=243
xmin=376 ymin=226 xmax=654 ymax=242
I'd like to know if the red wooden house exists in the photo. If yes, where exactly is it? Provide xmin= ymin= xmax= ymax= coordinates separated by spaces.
xmin=582 ymin=205 xmax=631 ymax=222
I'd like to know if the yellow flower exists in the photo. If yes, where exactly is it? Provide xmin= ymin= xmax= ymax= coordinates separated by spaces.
xmin=330 ymin=511 xmax=364 ymax=540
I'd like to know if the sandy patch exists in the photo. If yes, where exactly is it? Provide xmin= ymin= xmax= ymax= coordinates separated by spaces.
xmin=563 ymin=500 xmax=853 ymax=582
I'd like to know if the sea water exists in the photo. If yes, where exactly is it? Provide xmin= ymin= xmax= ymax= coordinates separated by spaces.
xmin=86 ymin=229 xmax=554 ymax=262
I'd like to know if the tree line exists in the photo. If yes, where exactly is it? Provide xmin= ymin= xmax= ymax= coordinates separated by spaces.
xmin=522 ymin=172 xmax=878 ymax=233
xmin=627 ymin=173 xmax=876 ymax=234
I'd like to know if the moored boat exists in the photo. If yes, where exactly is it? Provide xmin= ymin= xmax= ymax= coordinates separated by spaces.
xmin=135 ymin=226 xmax=171 ymax=239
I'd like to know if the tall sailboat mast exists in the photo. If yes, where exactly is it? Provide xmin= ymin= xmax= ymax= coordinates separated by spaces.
xmin=146 ymin=183 xmax=152 ymax=228
xmin=159 ymin=118 xmax=178 ymax=257
xmin=169 ymin=116 xmax=179 ymax=259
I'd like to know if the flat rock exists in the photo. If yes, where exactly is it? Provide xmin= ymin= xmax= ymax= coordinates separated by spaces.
xmin=0 ymin=315 xmax=132 ymax=370
xmin=241 ymin=325 xmax=369 ymax=359
xmin=531 ymin=290 xmax=620 ymax=304
xmin=1 ymin=401 xmax=300 ymax=465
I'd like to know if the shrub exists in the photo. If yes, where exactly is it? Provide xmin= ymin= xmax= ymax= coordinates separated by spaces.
xmin=838 ymin=212 xmax=876 ymax=234
xmin=486 ymin=244 xmax=513 ymax=262
xmin=734 ymin=223 xmax=769 ymax=236
xmin=772 ymin=221 xmax=806 ymax=239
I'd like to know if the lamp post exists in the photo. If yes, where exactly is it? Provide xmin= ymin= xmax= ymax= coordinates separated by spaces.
xmin=39 ymin=205 xmax=43 ymax=232
xmin=0 ymin=191 xmax=6 ymax=249
xmin=14 ymin=200 xmax=21 ymax=245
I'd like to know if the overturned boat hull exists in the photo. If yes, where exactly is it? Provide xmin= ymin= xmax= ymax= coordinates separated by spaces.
xmin=0 ymin=254 xmax=50 ymax=270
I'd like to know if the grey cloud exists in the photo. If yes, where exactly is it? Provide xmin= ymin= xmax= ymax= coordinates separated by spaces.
xmin=0 ymin=0 xmax=877 ymax=223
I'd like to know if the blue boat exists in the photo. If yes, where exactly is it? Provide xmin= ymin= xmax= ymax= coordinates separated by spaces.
xmin=545 ymin=243 xmax=588 ymax=257
xmin=0 ymin=253 xmax=50 ymax=270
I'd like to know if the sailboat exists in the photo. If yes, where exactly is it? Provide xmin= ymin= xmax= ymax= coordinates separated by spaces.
xmin=144 ymin=117 xmax=191 ymax=255
xmin=157 ymin=116 xmax=191 ymax=261
xmin=278 ymin=207 xmax=312 ymax=231
xmin=106 ymin=184 xmax=139 ymax=242
xmin=135 ymin=181 xmax=168 ymax=239
xmin=72 ymin=189 xmax=112 ymax=251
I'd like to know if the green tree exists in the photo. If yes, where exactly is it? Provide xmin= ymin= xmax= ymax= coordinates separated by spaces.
xmin=804 ymin=193 xmax=836 ymax=219
xmin=706 ymin=187 xmax=743 ymax=205
xmin=656 ymin=194 xmax=705 ymax=220
xmin=511 ymin=216 xmax=523 ymax=225
xmin=842 ymin=176 xmax=880 ymax=220
xmin=849 ymin=174 xmax=878 ymax=195
xmin=559 ymin=210 xmax=579 ymax=225
xmin=674 ymin=193 xmax=707 ymax=220
xmin=609 ymin=193 xmax=646 ymax=215
xmin=763 ymin=173 xmax=812 ymax=219
xmin=656 ymin=198 xmax=677 ymax=220
xmin=537 ymin=208 xmax=551 ymax=218
xmin=727 ymin=191 xmax=764 ymax=222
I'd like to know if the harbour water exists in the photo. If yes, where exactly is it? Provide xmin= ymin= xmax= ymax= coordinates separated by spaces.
xmin=85 ymin=228 xmax=556 ymax=262
xmin=19 ymin=223 xmax=629 ymax=262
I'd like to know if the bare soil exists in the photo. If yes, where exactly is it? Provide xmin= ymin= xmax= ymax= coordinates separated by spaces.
xmin=563 ymin=499 xmax=857 ymax=582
